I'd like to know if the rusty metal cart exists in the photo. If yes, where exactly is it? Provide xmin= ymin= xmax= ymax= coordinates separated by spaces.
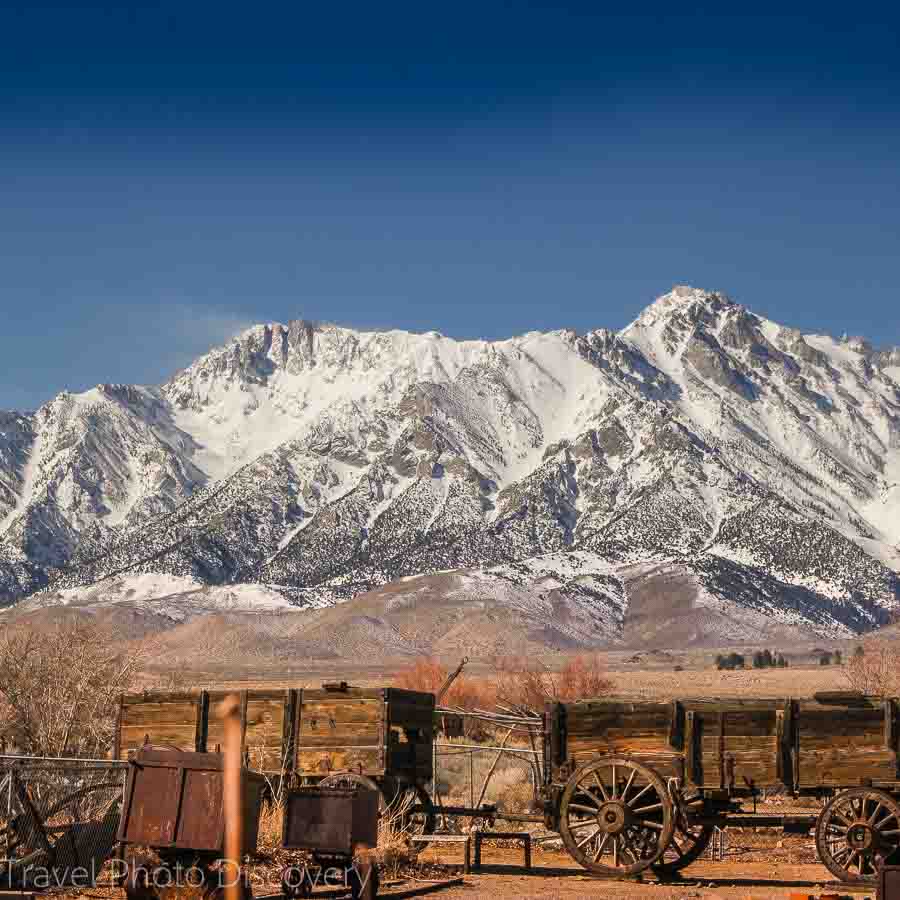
xmin=541 ymin=692 xmax=900 ymax=885
xmin=117 ymin=748 xmax=267 ymax=900
xmin=280 ymin=785 xmax=380 ymax=899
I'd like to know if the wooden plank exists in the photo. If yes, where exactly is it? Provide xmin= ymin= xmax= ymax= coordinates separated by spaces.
xmin=120 ymin=691 xmax=202 ymax=705
xmin=775 ymin=708 xmax=784 ymax=784
xmin=668 ymin=700 xmax=683 ymax=751
xmin=244 ymin=696 xmax=288 ymax=771
xmin=296 ymin=747 xmax=383 ymax=775
xmin=885 ymin=698 xmax=895 ymax=752
xmin=299 ymin=699 xmax=384 ymax=724
xmin=283 ymin=689 xmax=298 ymax=774
xmin=120 ymin=699 xmax=202 ymax=723
xmin=299 ymin=730 xmax=382 ymax=748
xmin=300 ymin=687 xmax=385 ymax=702
xmin=119 ymin=725 xmax=200 ymax=756
xmin=797 ymin=749 xmax=898 ymax=787
xmin=718 ymin=712 xmax=725 ymax=790
xmin=685 ymin=711 xmax=696 ymax=785
xmin=198 ymin=691 xmax=210 ymax=752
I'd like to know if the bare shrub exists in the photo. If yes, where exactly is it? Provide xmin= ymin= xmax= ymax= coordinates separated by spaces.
xmin=494 ymin=653 xmax=613 ymax=714
xmin=245 ymin=744 xmax=289 ymax=852
xmin=392 ymin=657 xmax=495 ymax=711
xmin=843 ymin=642 xmax=900 ymax=695
xmin=373 ymin=804 xmax=417 ymax=879
xmin=393 ymin=653 xmax=612 ymax=718
xmin=0 ymin=618 xmax=143 ymax=758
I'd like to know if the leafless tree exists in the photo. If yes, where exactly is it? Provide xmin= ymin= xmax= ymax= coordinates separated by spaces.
xmin=0 ymin=618 xmax=143 ymax=758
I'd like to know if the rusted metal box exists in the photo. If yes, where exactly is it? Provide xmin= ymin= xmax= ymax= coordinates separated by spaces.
xmin=881 ymin=864 xmax=900 ymax=899
xmin=282 ymin=787 xmax=379 ymax=855
xmin=117 ymin=749 xmax=267 ymax=854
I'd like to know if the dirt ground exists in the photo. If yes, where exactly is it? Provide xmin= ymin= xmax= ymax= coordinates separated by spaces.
xmin=60 ymin=835 xmax=874 ymax=900
xmin=397 ymin=835 xmax=874 ymax=900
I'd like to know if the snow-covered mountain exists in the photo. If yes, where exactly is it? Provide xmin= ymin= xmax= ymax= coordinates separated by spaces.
xmin=2 ymin=287 xmax=898 ymax=644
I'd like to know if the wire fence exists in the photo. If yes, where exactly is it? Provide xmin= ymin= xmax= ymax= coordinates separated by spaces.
xmin=0 ymin=756 xmax=127 ymax=891
xmin=432 ymin=741 xmax=542 ymax=825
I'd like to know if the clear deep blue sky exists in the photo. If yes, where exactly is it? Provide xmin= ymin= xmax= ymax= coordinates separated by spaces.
xmin=1 ymin=2 xmax=899 ymax=410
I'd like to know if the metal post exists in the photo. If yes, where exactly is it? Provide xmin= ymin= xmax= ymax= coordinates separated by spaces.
xmin=469 ymin=751 xmax=474 ymax=811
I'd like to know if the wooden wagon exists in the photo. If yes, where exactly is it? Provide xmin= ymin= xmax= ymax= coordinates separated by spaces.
xmin=541 ymin=692 xmax=900 ymax=884
xmin=114 ymin=683 xmax=436 ymax=835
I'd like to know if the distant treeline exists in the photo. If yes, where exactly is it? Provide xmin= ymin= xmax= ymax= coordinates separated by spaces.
xmin=715 ymin=649 xmax=789 ymax=670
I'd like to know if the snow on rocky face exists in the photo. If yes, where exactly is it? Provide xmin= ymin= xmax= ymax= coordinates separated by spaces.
xmin=1 ymin=287 xmax=898 ymax=643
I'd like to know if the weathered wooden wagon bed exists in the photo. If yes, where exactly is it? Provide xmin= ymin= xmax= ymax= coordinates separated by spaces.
xmin=541 ymin=692 xmax=900 ymax=884
xmin=115 ymin=683 xmax=435 ymax=835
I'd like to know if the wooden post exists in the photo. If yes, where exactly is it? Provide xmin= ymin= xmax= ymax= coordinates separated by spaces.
xmin=219 ymin=693 xmax=243 ymax=900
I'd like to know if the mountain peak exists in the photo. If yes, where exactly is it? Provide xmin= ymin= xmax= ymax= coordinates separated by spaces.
xmin=646 ymin=284 xmax=735 ymax=315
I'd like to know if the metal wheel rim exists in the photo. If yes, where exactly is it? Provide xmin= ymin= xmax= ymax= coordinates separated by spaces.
xmin=319 ymin=772 xmax=385 ymax=809
xmin=816 ymin=788 xmax=900 ymax=884
xmin=558 ymin=756 xmax=675 ymax=877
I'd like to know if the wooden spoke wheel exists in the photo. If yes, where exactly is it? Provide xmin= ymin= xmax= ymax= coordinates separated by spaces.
xmin=558 ymin=756 xmax=674 ymax=877
xmin=815 ymin=788 xmax=900 ymax=884
xmin=652 ymin=790 xmax=713 ymax=876
xmin=123 ymin=854 xmax=158 ymax=900
xmin=280 ymin=863 xmax=313 ymax=900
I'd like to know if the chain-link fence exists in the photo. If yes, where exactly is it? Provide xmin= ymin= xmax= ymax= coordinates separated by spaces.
xmin=432 ymin=742 xmax=542 ymax=822
xmin=0 ymin=757 xmax=127 ymax=891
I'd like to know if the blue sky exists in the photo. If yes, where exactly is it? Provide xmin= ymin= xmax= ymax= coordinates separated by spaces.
xmin=1 ymin=2 xmax=899 ymax=410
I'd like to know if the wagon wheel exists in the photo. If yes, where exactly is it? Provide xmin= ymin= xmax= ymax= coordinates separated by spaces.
xmin=652 ymin=788 xmax=713 ymax=876
xmin=123 ymin=853 xmax=158 ymax=900
xmin=319 ymin=772 xmax=385 ymax=808
xmin=815 ymin=787 xmax=900 ymax=884
xmin=558 ymin=756 xmax=674 ymax=877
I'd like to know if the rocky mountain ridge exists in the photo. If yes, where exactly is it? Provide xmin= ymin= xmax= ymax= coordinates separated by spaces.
xmin=2 ymin=286 xmax=898 ymax=645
